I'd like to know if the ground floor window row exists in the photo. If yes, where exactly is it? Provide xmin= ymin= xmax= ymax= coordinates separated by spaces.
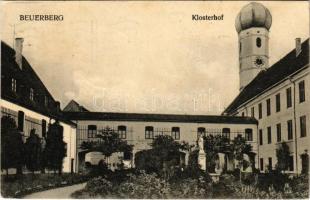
xmin=259 ymin=116 xmax=307 ymax=145
xmin=81 ymin=124 xmax=254 ymax=141
xmin=1 ymin=107 xmax=47 ymax=140
xmin=259 ymin=153 xmax=309 ymax=173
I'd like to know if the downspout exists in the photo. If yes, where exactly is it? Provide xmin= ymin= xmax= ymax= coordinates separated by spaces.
xmin=256 ymin=123 xmax=259 ymax=171
xmin=291 ymin=78 xmax=299 ymax=174
xmin=75 ymin=120 xmax=79 ymax=173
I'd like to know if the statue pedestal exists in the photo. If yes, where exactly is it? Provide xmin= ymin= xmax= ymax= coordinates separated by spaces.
xmin=198 ymin=150 xmax=206 ymax=171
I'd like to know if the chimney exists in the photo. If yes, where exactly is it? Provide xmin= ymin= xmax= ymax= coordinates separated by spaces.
xmin=295 ymin=38 xmax=301 ymax=57
xmin=14 ymin=38 xmax=24 ymax=69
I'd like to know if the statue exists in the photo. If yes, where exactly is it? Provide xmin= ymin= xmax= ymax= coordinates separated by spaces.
xmin=197 ymin=133 xmax=206 ymax=171
xmin=198 ymin=134 xmax=204 ymax=151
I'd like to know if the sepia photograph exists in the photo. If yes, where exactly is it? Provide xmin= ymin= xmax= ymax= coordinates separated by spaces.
xmin=0 ymin=0 xmax=309 ymax=199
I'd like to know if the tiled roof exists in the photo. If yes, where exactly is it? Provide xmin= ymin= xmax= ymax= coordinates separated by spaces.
xmin=63 ymin=111 xmax=257 ymax=124
xmin=223 ymin=38 xmax=309 ymax=115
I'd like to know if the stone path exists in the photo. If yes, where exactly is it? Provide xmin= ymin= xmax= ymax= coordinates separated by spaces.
xmin=23 ymin=182 xmax=87 ymax=199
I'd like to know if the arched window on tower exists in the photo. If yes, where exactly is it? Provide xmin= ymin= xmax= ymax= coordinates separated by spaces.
xmin=239 ymin=42 xmax=242 ymax=53
xmin=256 ymin=37 xmax=262 ymax=48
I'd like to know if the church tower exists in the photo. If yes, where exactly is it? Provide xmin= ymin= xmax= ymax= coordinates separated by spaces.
xmin=235 ymin=2 xmax=272 ymax=91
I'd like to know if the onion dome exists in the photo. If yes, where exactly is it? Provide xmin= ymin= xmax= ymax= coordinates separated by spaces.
xmin=235 ymin=2 xmax=272 ymax=33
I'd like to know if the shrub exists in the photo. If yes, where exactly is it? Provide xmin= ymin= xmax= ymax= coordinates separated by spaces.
xmin=257 ymin=171 xmax=289 ymax=192
xmin=170 ymin=177 xmax=213 ymax=198
xmin=289 ymin=174 xmax=309 ymax=198
xmin=1 ymin=116 xmax=24 ymax=175
xmin=84 ymin=176 xmax=113 ymax=197
xmin=116 ymin=171 xmax=169 ymax=198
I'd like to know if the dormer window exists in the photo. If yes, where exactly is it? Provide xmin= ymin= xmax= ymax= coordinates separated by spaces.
xmin=30 ymin=88 xmax=34 ymax=101
xmin=11 ymin=78 xmax=17 ymax=92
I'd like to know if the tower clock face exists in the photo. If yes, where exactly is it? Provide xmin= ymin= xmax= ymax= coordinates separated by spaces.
xmin=254 ymin=57 xmax=264 ymax=67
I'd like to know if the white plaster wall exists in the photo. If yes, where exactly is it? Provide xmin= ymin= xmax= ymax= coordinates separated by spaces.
xmin=236 ymin=67 xmax=309 ymax=173
xmin=75 ymin=120 xmax=258 ymax=169
xmin=1 ymin=99 xmax=77 ymax=173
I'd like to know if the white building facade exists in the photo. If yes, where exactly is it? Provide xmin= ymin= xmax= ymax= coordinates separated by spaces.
xmin=1 ymin=40 xmax=77 ymax=173
xmin=63 ymin=111 xmax=258 ymax=172
xmin=224 ymin=2 xmax=309 ymax=174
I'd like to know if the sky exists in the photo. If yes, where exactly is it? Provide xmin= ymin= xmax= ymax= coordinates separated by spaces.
xmin=1 ymin=1 xmax=309 ymax=114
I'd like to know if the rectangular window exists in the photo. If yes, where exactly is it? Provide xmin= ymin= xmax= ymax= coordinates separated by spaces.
xmin=251 ymin=107 xmax=255 ymax=118
xmin=286 ymin=87 xmax=292 ymax=108
xmin=299 ymin=81 xmax=305 ymax=103
xmin=300 ymin=115 xmax=307 ymax=137
xmin=259 ymin=129 xmax=263 ymax=145
xmin=17 ymin=111 xmax=24 ymax=132
xmin=11 ymin=78 xmax=17 ymax=92
xmin=171 ymin=127 xmax=180 ymax=140
xmin=258 ymin=103 xmax=262 ymax=119
xmin=268 ymin=157 xmax=272 ymax=171
xmin=87 ymin=125 xmax=97 ymax=138
xmin=197 ymin=127 xmax=206 ymax=138
xmin=260 ymin=158 xmax=264 ymax=171
xmin=245 ymin=128 xmax=253 ymax=141
xmin=266 ymin=99 xmax=271 ymax=116
xmin=222 ymin=128 xmax=230 ymax=139
xmin=288 ymin=156 xmax=294 ymax=171
xmin=276 ymin=123 xmax=281 ymax=142
xmin=118 ymin=125 xmax=127 ymax=139
xmin=145 ymin=126 xmax=154 ymax=139
xmin=276 ymin=93 xmax=281 ymax=112
xmin=267 ymin=126 xmax=272 ymax=144
xmin=42 ymin=119 xmax=47 ymax=138
xmin=30 ymin=88 xmax=34 ymax=101
xmin=287 ymin=120 xmax=293 ymax=140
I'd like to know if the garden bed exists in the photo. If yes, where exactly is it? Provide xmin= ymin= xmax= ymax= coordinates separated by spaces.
xmin=1 ymin=173 xmax=93 ymax=198
xmin=71 ymin=170 xmax=309 ymax=199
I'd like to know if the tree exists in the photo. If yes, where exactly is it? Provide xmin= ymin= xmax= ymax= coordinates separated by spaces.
xmin=203 ymin=135 xmax=230 ymax=172
xmin=1 ymin=116 xmax=24 ymax=175
xmin=202 ymin=134 xmax=253 ymax=175
xmin=80 ymin=126 xmax=133 ymax=157
xmin=276 ymin=142 xmax=290 ymax=172
xmin=135 ymin=149 xmax=161 ymax=173
xmin=24 ymin=129 xmax=42 ymax=173
xmin=44 ymin=121 xmax=67 ymax=174
xmin=135 ymin=135 xmax=190 ymax=177
xmin=231 ymin=134 xmax=253 ymax=181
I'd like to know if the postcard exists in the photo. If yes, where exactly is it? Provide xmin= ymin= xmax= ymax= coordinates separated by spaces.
xmin=1 ymin=1 xmax=309 ymax=199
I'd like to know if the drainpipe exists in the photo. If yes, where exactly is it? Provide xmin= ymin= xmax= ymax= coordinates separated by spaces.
xmin=257 ymin=124 xmax=259 ymax=171
xmin=290 ymin=78 xmax=299 ymax=174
